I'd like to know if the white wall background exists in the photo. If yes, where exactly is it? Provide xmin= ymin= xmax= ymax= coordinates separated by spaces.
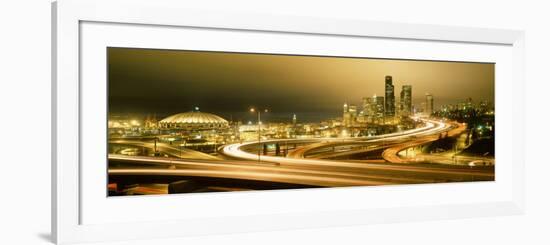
xmin=0 ymin=0 xmax=547 ymax=244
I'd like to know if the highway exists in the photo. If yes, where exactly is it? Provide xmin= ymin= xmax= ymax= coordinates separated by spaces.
xmin=109 ymin=119 xmax=494 ymax=194
xmin=109 ymin=153 xmax=493 ymax=190
xmin=410 ymin=153 xmax=495 ymax=166
xmin=110 ymin=139 xmax=220 ymax=160
xmin=221 ymin=118 xmax=447 ymax=162
xmin=381 ymin=122 xmax=466 ymax=164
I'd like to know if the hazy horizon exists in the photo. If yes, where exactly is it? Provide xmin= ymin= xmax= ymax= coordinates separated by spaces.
xmin=108 ymin=47 xmax=494 ymax=123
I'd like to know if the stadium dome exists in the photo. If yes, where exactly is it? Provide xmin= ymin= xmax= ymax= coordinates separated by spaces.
xmin=159 ymin=110 xmax=229 ymax=130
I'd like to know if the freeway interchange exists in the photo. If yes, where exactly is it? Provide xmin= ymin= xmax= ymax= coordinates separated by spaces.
xmin=108 ymin=118 xmax=494 ymax=195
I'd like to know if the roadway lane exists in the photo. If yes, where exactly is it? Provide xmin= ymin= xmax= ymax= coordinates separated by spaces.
xmin=111 ymin=141 xmax=494 ymax=190
xmin=109 ymin=155 xmax=426 ymax=187
xmin=308 ymin=143 xmax=399 ymax=159
xmin=382 ymin=122 xmax=466 ymax=164
xmin=216 ymin=119 xmax=492 ymax=178
xmin=110 ymin=139 xmax=220 ymax=160
xmin=222 ymin=118 xmax=446 ymax=162
xmin=109 ymin=119 xmax=494 ymax=194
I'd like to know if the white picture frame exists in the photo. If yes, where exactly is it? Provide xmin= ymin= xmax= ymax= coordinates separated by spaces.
xmin=52 ymin=0 xmax=525 ymax=244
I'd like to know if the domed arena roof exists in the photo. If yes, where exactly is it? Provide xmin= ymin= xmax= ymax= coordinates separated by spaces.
xmin=159 ymin=110 xmax=229 ymax=129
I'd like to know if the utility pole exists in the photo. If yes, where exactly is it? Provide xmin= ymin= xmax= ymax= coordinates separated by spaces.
xmin=258 ymin=109 xmax=261 ymax=162
xmin=251 ymin=108 xmax=268 ymax=162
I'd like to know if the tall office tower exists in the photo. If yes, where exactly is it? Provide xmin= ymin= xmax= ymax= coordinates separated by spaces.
xmin=385 ymin=76 xmax=395 ymax=117
xmin=363 ymin=97 xmax=375 ymax=123
xmin=349 ymin=104 xmax=358 ymax=124
xmin=395 ymin=99 xmax=400 ymax=116
xmin=426 ymin=93 xmax=434 ymax=116
xmin=364 ymin=95 xmax=385 ymax=124
xmin=343 ymin=103 xmax=351 ymax=127
xmin=400 ymin=85 xmax=412 ymax=116
xmin=375 ymin=96 xmax=385 ymax=123
xmin=292 ymin=114 xmax=297 ymax=125
xmin=357 ymin=97 xmax=369 ymax=122
xmin=361 ymin=97 xmax=369 ymax=116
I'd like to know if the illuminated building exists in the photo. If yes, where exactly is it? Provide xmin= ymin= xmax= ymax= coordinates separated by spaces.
xmin=400 ymin=85 xmax=412 ymax=116
xmin=343 ymin=103 xmax=351 ymax=127
xmin=419 ymin=102 xmax=426 ymax=114
xmin=357 ymin=110 xmax=367 ymax=123
xmin=349 ymin=104 xmax=358 ymax=124
xmin=342 ymin=103 xmax=359 ymax=127
xmin=159 ymin=107 xmax=229 ymax=130
xmin=361 ymin=97 xmax=369 ymax=117
xmin=385 ymin=76 xmax=395 ymax=117
xmin=144 ymin=114 xmax=158 ymax=128
xmin=107 ymin=116 xmax=144 ymax=137
xmin=466 ymin=97 xmax=473 ymax=109
xmin=425 ymin=93 xmax=434 ymax=116
xmin=364 ymin=95 xmax=385 ymax=124
xmin=479 ymin=100 xmax=490 ymax=114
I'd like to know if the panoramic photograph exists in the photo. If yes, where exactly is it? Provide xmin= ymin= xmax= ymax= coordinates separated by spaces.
xmin=107 ymin=47 xmax=495 ymax=196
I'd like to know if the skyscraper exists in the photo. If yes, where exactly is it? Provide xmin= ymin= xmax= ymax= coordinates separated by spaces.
xmin=385 ymin=76 xmax=395 ymax=117
xmin=343 ymin=104 xmax=358 ymax=126
xmin=349 ymin=105 xmax=358 ymax=120
xmin=361 ymin=97 xmax=369 ymax=120
xmin=374 ymin=96 xmax=385 ymax=122
xmin=343 ymin=103 xmax=351 ymax=127
xmin=426 ymin=93 xmax=434 ymax=116
xmin=364 ymin=95 xmax=385 ymax=124
xmin=400 ymin=85 xmax=412 ymax=116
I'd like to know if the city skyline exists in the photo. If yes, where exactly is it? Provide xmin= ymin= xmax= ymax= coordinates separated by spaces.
xmin=107 ymin=47 xmax=495 ymax=196
xmin=108 ymin=48 xmax=494 ymax=120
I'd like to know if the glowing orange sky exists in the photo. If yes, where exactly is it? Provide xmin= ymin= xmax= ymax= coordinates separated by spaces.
xmin=108 ymin=47 xmax=494 ymax=118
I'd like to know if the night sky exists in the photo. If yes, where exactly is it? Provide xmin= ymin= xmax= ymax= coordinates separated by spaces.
xmin=108 ymin=47 xmax=494 ymax=123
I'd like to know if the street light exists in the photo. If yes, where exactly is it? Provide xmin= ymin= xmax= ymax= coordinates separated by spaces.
xmin=250 ymin=107 xmax=268 ymax=162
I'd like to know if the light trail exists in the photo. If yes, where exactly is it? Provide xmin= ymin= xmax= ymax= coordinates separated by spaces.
xmin=109 ymin=155 xmax=437 ymax=185
xmin=109 ymin=119 xmax=493 ymax=193
xmin=110 ymin=139 xmax=220 ymax=160
xmin=222 ymin=118 xmax=446 ymax=162
xmin=110 ymin=168 xmax=393 ymax=187
xmin=382 ymin=121 xmax=466 ymax=164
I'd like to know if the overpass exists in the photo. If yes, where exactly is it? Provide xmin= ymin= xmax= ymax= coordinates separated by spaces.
xmin=109 ymin=139 xmax=220 ymax=160
xmin=381 ymin=121 xmax=467 ymax=164
xmin=109 ymin=153 xmax=494 ymax=193
xmin=109 ymin=119 xmax=494 ymax=194
xmin=222 ymin=118 xmax=448 ymax=161
xmin=109 ymin=155 xmax=428 ymax=189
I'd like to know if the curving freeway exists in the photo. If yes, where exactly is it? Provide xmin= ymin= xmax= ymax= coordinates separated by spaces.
xmin=221 ymin=118 xmax=448 ymax=162
xmin=110 ymin=139 xmax=220 ymax=160
xmin=109 ymin=152 xmax=494 ymax=191
xmin=109 ymin=118 xmax=494 ymax=194
xmin=381 ymin=121 xmax=466 ymax=163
